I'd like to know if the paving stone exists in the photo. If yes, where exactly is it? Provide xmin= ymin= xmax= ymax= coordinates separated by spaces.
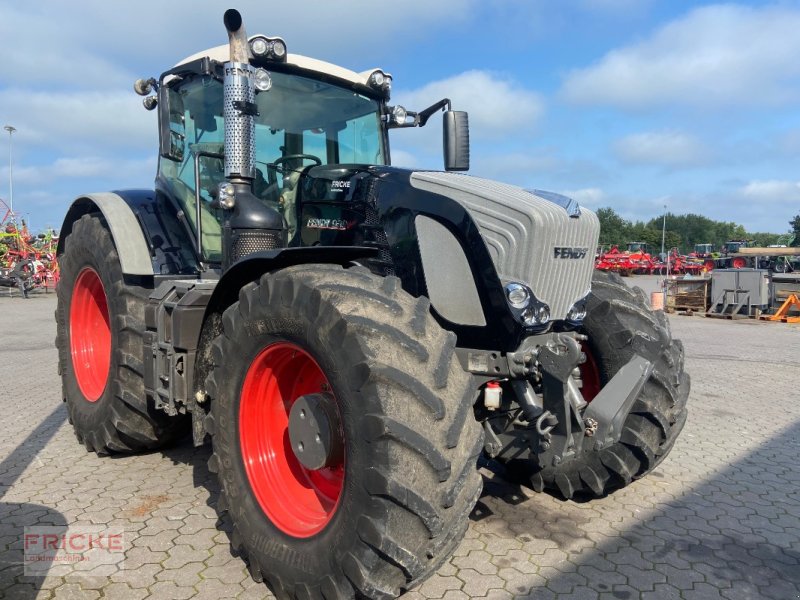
xmin=416 ymin=573 xmax=463 ymax=598
xmin=94 ymin=582 xmax=149 ymax=600
xmin=456 ymin=568 xmax=505 ymax=597
xmin=51 ymin=582 xmax=101 ymax=599
xmin=0 ymin=279 xmax=799 ymax=600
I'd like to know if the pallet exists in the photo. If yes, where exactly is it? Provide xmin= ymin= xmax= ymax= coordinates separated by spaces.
xmin=706 ymin=313 xmax=749 ymax=320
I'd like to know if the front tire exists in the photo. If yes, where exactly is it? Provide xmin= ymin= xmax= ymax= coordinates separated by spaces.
xmin=56 ymin=214 xmax=184 ymax=454
xmin=508 ymin=271 xmax=689 ymax=499
xmin=206 ymin=264 xmax=483 ymax=599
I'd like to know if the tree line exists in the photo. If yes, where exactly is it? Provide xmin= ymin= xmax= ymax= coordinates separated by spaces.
xmin=595 ymin=207 xmax=800 ymax=254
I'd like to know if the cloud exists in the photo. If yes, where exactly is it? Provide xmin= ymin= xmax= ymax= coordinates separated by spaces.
xmin=0 ymin=6 xmax=133 ymax=89
xmin=562 ymin=4 xmax=800 ymax=109
xmin=395 ymin=70 xmax=545 ymax=141
xmin=613 ymin=131 xmax=708 ymax=167
xmin=389 ymin=70 xmax=545 ymax=175
xmin=0 ymin=89 xmax=156 ymax=154
xmin=0 ymin=157 xmax=155 ymax=186
xmin=389 ymin=149 xmax=420 ymax=170
xmin=559 ymin=187 xmax=606 ymax=208
xmin=739 ymin=179 xmax=800 ymax=204
xmin=0 ymin=1 xmax=477 ymax=80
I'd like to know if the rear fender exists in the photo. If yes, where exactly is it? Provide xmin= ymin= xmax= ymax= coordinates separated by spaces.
xmin=57 ymin=190 xmax=201 ymax=276
xmin=57 ymin=192 xmax=155 ymax=276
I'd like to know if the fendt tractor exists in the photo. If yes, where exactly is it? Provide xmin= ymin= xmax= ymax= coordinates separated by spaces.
xmin=56 ymin=10 xmax=689 ymax=599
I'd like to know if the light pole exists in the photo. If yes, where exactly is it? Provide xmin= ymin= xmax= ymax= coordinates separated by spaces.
xmin=3 ymin=125 xmax=16 ymax=216
xmin=661 ymin=204 xmax=669 ymax=307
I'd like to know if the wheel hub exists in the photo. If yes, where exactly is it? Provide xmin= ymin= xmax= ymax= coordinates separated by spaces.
xmin=69 ymin=267 xmax=111 ymax=402
xmin=288 ymin=393 xmax=343 ymax=470
xmin=239 ymin=342 xmax=345 ymax=538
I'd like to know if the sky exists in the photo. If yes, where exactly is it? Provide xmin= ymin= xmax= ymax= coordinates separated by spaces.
xmin=1 ymin=0 xmax=799 ymax=234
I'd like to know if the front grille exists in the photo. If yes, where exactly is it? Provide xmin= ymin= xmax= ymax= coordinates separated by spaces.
xmin=361 ymin=204 xmax=395 ymax=276
xmin=231 ymin=229 xmax=285 ymax=262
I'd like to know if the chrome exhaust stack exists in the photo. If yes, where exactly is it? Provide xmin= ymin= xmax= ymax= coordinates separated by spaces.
xmin=223 ymin=9 xmax=256 ymax=181
xmin=219 ymin=9 xmax=286 ymax=270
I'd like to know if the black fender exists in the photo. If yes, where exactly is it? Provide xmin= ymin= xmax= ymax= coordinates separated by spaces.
xmin=204 ymin=245 xmax=379 ymax=318
xmin=57 ymin=190 xmax=200 ymax=277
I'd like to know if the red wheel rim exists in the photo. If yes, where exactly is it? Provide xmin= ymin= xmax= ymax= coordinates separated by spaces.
xmin=69 ymin=267 xmax=111 ymax=402
xmin=580 ymin=345 xmax=602 ymax=403
xmin=239 ymin=342 xmax=344 ymax=538
xmin=732 ymin=257 xmax=746 ymax=269
xmin=704 ymin=260 xmax=715 ymax=271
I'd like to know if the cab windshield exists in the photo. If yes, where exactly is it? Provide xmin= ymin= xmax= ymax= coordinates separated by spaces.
xmin=159 ymin=70 xmax=386 ymax=261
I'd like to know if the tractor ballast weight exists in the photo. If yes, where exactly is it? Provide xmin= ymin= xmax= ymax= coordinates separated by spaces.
xmin=56 ymin=9 xmax=689 ymax=599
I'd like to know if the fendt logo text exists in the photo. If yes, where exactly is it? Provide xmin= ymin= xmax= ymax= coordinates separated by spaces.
xmin=553 ymin=247 xmax=589 ymax=259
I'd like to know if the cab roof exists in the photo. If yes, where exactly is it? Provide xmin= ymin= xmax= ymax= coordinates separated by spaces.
xmin=175 ymin=37 xmax=389 ymax=89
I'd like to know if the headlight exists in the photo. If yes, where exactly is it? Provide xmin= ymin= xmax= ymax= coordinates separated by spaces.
xmin=218 ymin=183 xmax=236 ymax=209
xmin=369 ymin=70 xmax=385 ymax=87
xmin=249 ymin=36 xmax=287 ymax=62
xmin=392 ymin=105 xmax=407 ymax=125
xmin=254 ymin=68 xmax=272 ymax=91
xmin=272 ymin=39 xmax=286 ymax=58
xmin=566 ymin=294 xmax=589 ymax=323
xmin=250 ymin=37 xmax=269 ymax=56
xmin=522 ymin=303 xmax=550 ymax=326
xmin=505 ymin=282 xmax=530 ymax=309
xmin=504 ymin=282 xmax=550 ymax=327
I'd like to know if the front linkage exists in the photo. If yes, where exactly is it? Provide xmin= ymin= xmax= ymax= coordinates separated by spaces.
xmin=464 ymin=331 xmax=652 ymax=477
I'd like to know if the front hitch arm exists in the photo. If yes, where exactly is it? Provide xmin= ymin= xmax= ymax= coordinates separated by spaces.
xmin=537 ymin=334 xmax=587 ymax=465
xmin=536 ymin=334 xmax=653 ymax=466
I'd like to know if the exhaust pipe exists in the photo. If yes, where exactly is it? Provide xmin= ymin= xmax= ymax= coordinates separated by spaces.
xmin=223 ymin=9 xmax=250 ymax=63
xmin=219 ymin=9 xmax=287 ymax=270
xmin=223 ymin=8 xmax=255 ymax=181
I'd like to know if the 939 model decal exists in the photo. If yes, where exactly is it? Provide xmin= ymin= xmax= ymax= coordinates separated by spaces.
xmin=306 ymin=218 xmax=348 ymax=230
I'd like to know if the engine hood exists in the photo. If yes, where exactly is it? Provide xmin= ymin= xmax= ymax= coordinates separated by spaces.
xmin=409 ymin=171 xmax=600 ymax=321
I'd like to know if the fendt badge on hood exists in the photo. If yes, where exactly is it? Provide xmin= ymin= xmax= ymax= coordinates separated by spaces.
xmin=553 ymin=247 xmax=589 ymax=259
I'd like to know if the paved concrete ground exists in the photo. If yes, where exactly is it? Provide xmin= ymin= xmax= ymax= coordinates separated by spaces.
xmin=1 ymin=276 xmax=799 ymax=600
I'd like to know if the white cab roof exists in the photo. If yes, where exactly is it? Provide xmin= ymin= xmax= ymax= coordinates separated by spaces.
xmin=175 ymin=38 xmax=388 ymax=88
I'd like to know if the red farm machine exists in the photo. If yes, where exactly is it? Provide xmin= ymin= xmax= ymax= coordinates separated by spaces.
xmin=595 ymin=242 xmax=657 ymax=275
xmin=0 ymin=199 xmax=59 ymax=294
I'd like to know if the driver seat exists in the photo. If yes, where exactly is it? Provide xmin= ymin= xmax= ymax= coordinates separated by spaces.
xmin=280 ymin=170 xmax=302 ymax=239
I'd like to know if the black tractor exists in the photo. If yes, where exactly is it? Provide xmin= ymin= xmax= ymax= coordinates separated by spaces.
xmin=56 ymin=10 xmax=689 ymax=599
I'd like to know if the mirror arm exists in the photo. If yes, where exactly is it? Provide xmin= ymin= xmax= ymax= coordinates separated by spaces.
xmin=417 ymin=98 xmax=452 ymax=127
xmin=385 ymin=98 xmax=453 ymax=129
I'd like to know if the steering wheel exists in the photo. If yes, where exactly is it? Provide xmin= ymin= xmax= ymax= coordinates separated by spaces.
xmin=272 ymin=154 xmax=322 ymax=171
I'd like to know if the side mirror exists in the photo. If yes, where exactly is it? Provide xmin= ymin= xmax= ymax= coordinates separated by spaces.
xmin=158 ymin=85 xmax=186 ymax=162
xmin=443 ymin=111 xmax=469 ymax=172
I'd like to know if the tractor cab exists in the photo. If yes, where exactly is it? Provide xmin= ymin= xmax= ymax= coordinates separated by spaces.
xmin=694 ymin=243 xmax=713 ymax=256
xmin=723 ymin=240 xmax=749 ymax=254
xmin=155 ymin=65 xmax=388 ymax=263
xmin=141 ymin=25 xmax=468 ymax=271
xmin=626 ymin=241 xmax=648 ymax=254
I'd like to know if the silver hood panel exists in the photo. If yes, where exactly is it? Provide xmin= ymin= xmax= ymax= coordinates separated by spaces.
xmin=410 ymin=172 xmax=600 ymax=321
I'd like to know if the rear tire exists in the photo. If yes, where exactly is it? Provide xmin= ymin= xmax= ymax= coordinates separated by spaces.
xmin=206 ymin=264 xmax=483 ymax=599
xmin=56 ymin=214 xmax=184 ymax=454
